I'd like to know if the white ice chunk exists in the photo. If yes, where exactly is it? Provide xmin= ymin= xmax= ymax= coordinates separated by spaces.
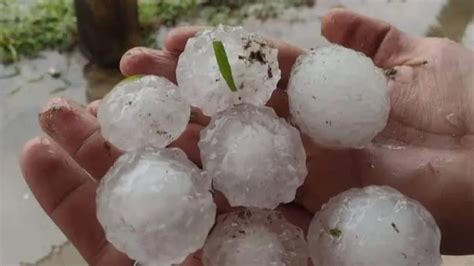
xmin=288 ymin=45 xmax=390 ymax=149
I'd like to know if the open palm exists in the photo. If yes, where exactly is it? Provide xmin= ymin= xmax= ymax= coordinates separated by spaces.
xmin=20 ymin=9 xmax=474 ymax=266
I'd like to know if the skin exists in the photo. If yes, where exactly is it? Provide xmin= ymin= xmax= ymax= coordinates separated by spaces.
xmin=20 ymin=9 xmax=474 ymax=266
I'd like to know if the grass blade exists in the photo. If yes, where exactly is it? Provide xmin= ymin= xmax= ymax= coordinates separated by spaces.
xmin=213 ymin=41 xmax=237 ymax=92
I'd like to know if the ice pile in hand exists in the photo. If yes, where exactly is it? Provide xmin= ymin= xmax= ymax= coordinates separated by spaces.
xmin=95 ymin=24 xmax=442 ymax=266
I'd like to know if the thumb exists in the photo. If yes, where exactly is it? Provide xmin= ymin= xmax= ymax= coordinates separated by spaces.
xmin=321 ymin=9 xmax=418 ymax=68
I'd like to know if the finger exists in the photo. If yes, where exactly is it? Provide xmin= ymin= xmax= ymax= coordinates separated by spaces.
xmin=180 ymin=251 xmax=203 ymax=266
xmin=120 ymin=47 xmax=178 ymax=83
xmin=40 ymin=97 xmax=210 ymax=178
xmin=119 ymin=26 xmax=206 ymax=80
xmin=86 ymin=100 xmax=101 ymax=117
xmin=20 ymin=137 xmax=131 ymax=265
xmin=165 ymin=26 xmax=206 ymax=54
xmin=321 ymin=9 xmax=418 ymax=68
xmin=39 ymin=97 xmax=122 ymax=179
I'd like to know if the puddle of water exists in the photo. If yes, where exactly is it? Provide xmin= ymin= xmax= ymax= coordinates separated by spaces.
xmin=1 ymin=0 xmax=474 ymax=265
xmin=0 ymin=49 xmax=120 ymax=265
xmin=0 ymin=50 xmax=87 ymax=265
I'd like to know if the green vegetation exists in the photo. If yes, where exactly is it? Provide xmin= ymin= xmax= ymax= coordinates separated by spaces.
xmin=1 ymin=0 xmax=313 ymax=64
xmin=0 ymin=0 xmax=76 ymax=63
xmin=213 ymin=41 xmax=237 ymax=92
xmin=139 ymin=0 xmax=313 ymax=27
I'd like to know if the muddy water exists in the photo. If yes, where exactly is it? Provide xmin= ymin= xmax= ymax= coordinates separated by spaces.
xmin=1 ymin=0 xmax=474 ymax=265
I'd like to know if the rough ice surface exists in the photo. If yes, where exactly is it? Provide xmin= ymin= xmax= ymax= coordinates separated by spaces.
xmin=96 ymin=148 xmax=216 ymax=266
xmin=288 ymin=45 xmax=390 ymax=149
xmin=203 ymin=208 xmax=308 ymax=266
xmin=97 ymin=75 xmax=190 ymax=151
xmin=307 ymin=185 xmax=442 ymax=266
xmin=199 ymin=104 xmax=307 ymax=209
xmin=176 ymin=25 xmax=281 ymax=116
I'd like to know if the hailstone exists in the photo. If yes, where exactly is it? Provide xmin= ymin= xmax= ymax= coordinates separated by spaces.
xmin=176 ymin=25 xmax=281 ymax=116
xmin=203 ymin=208 xmax=308 ymax=266
xmin=307 ymin=185 xmax=442 ymax=266
xmin=288 ymin=45 xmax=390 ymax=149
xmin=96 ymin=148 xmax=216 ymax=266
xmin=97 ymin=75 xmax=190 ymax=151
xmin=199 ymin=104 xmax=307 ymax=209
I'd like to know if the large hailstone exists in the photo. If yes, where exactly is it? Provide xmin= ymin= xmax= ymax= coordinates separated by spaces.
xmin=97 ymin=75 xmax=190 ymax=151
xmin=176 ymin=25 xmax=281 ymax=116
xmin=307 ymin=186 xmax=442 ymax=266
xmin=288 ymin=45 xmax=390 ymax=149
xmin=199 ymin=104 xmax=307 ymax=209
xmin=203 ymin=208 xmax=308 ymax=266
xmin=96 ymin=148 xmax=216 ymax=266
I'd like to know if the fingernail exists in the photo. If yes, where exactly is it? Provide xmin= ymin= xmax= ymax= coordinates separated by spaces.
xmin=40 ymin=96 xmax=69 ymax=113
xmin=38 ymin=136 xmax=51 ymax=146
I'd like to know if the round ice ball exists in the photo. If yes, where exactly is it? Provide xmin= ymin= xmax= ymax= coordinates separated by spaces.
xmin=97 ymin=75 xmax=190 ymax=151
xmin=96 ymin=148 xmax=216 ymax=266
xmin=203 ymin=208 xmax=308 ymax=266
xmin=307 ymin=185 xmax=442 ymax=266
xmin=288 ymin=45 xmax=390 ymax=149
xmin=199 ymin=104 xmax=307 ymax=209
xmin=176 ymin=25 xmax=281 ymax=116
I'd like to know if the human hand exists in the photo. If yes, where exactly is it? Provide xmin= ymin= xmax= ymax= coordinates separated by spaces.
xmin=20 ymin=9 xmax=474 ymax=266
xmin=120 ymin=9 xmax=474 ymax=254
xmin=19 ymin=24 xmax=309 ymax=266
xmin=319 ymin=9 xmax=474 ymax=255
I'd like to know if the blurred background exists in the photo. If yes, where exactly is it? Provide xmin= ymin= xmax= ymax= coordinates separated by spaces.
xmin=1 ymin=0 xmax=474 ymax=265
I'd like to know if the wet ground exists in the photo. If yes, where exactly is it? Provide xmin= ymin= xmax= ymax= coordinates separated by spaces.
xmin=1 ymin=0 xmax=474 ymax=265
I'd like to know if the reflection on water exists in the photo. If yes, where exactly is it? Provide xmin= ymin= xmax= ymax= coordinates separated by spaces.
xmin=1 ymin=0 xmax=474 ymax=265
